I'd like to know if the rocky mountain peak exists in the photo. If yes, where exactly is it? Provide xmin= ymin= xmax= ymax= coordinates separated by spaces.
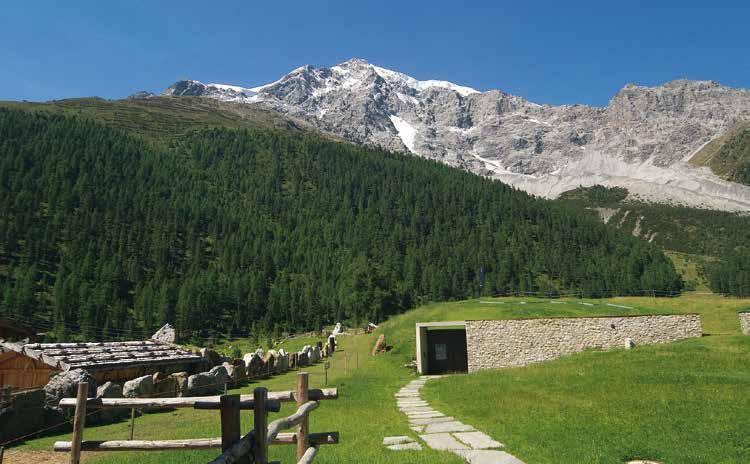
xmin=162 ymin=61 xmax=750 ymax=211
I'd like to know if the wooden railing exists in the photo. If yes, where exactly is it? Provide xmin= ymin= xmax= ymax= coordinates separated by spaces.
xmin=54 ymin=372 xmax=338 ymax=464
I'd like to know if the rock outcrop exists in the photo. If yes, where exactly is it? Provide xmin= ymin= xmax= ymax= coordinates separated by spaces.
xmin=164 ymin=59 xmax=750 ymax=211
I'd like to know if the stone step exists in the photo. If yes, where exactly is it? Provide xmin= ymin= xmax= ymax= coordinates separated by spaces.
xmin=453 ymin=431 xmax=504 ymax=449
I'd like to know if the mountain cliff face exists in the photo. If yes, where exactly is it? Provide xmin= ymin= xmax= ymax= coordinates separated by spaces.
xmin=163 ymin=58 xmax=750 ymax=211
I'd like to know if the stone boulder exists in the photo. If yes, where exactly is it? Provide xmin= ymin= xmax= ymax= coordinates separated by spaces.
xmin=332 ymin=322 xmax=343 ymax=337
xmin=44 ymin=369 xmax=97 ymax=410
xmin=263 ymin=352 xmax=276 ymax=375
xmin=151 ymin=323 xmax=176 ymax=343
xmin=328 ymin=335 xmax=336 ymax=354
xmin=93 ymin=381 xmax=127 ymax=423
xmin=209 ymin=365 xmax=231 ymax=391
xmin=168 ymin=372 xmax=189 ymax=397
xmin=244 ymin=353 xmax=265 ymax=379
xmin=152 ymin=372 xmax=183 ymax=397
xmin=222 ymin=360 xmax=247 ymax=387
xmin=289 ymin=352 xmax=298 ymax=369
xmin=297 ymin=350 xmax=309 ymax=367
xmin=123 ymin=375 xmax=155 ymax=398
xmin=200 ymin=348 xmax=223 ymax=369
xmin=187 ymin=372 xmax=215 ymax=396
xmin=372 ymin=334 xmax=387 ymax=355
xmin=0 ymin=388 xmax=46 ymax=443
xmin=277 ymin=349 xmax=289 ymax=371
xmin=311 ymin=346 xmax=321 ymax=363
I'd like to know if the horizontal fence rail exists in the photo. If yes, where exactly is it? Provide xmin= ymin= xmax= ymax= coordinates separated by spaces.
xmin=54 ymin=372 xmax=338 ymax=464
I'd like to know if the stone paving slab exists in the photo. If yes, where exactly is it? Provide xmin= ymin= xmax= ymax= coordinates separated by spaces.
xmin=406 ymin=412 xmax=445 ymax=418
xmin=452 ymin=450 xmax=525 ymax=464
xmin=420 ymin=433 xmax=470 ymax=450
xmin=400 ymin=406 xmax=436 ymax=413
xmin=396 ymin=376 xmax=525 ymax=463
xmin=383 ymin=436 xmax=415 ymax=445
xmin=453 ymin=431 xmax=503 ymax=449
xmin=408 ymin=416 xmax=456 ymax=425
xmin=388 ymin=442 xmax=423 ymax=451
xmin=423 ymin=420 xmax=475 ymax=434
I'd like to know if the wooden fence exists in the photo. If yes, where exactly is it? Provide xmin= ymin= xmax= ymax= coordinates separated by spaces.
xmin=53 ymin=372 xmax=338 ymax=464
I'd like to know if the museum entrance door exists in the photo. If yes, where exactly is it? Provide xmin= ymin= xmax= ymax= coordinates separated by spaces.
xmin=426 ymin=329 xmax=468 ymax=374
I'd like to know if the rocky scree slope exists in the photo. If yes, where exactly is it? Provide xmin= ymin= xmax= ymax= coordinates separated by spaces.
xmin=164 ymin=58 xmax=750 ymax=211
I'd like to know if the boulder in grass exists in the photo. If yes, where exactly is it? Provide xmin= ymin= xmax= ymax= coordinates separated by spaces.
xmin=277 ymin=349 xmax=289 ymax=371
xmin=297 ymin=351 xmax=309 ymax=367
xmin=169 ymin=372 xmax=189 ymax=397
xmin=262 ymin=352 xmax=276 ymax=375
xmin=44 ymin=369 xmax=97 ymax=410
xmin=123 ymin=375 xmax=154 ymax=398
xmin=152 ymin=372 xmax=182 ymax=397
xmin=94 ymin=381 xmax=128 ymax=423
xmin=187 ymin=372 xmax=215 ymax=396
xmin=222 ymin=360 xmax=247 ymax=387
xmin=372 ymin=334 xmax=387 ymax=355
xmin=311 ymin=345 xmax=321 ymax=363
xmin=209 ymin=365 xmax=231 ymax=391
xmin=200 ymin=348 xmax=223 ymax=369
xmin=244 ymin=353 xmax=265 ymax=379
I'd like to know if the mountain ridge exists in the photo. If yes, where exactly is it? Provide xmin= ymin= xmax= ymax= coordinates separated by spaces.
xmin=163 ymin=58 xmax=750 ymax=211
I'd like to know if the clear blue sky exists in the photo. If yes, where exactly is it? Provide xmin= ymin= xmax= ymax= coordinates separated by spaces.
xmin=1 ymin=0 xmax=748 ymax=106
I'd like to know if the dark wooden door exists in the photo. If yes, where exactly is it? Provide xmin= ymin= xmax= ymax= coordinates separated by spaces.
xmin=427 ymin=329 xmax=468 ymax=374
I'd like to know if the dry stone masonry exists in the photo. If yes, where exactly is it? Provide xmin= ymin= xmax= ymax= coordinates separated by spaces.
xmin=740 ymin=312 xmax=750 ymax=336
xmin=466 ymin=314 xmax=702 ymax=371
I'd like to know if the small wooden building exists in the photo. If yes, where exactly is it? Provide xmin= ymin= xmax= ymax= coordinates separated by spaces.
xmin=0 ymin=339 xmax=202 ymax=389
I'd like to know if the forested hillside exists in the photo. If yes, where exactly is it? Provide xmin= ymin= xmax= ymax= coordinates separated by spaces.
xmin=560 ymin=185 xmax=750 ymax=295
xmin=0 ymin=108 xmax=682 ymax=343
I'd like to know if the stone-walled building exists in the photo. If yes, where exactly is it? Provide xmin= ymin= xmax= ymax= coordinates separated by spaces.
xmin=416 ymin=314 xmax=702 ymax=374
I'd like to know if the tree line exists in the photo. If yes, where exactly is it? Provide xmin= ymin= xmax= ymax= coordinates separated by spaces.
xmin=0 ymin=108 xmax=683 ymax=343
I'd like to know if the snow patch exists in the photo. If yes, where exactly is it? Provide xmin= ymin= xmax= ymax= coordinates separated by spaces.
xmin=526 ymin=117 xmax=552 ymax=127
xmin=373 ymin=65 xmax=479 ymax=97
xmin=389 ymin=115 xmax=418 ymax=154
xmin=396 ymin=92 xmax=420 ymax=105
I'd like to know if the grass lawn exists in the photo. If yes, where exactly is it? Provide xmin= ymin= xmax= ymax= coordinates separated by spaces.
xmin=9 ymin=294 xmax=749 ymax=463
xmin=420 ymin=294 xmax=750 ymax=463
xmin=9 ymin=333 xmax=463 ymax=464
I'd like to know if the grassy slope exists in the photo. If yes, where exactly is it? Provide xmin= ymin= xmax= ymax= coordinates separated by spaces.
xmin=12 ymin=295 xmax=749 ymax=463
xmin=0 ymin=97 xmax=310 ymax=144
xmin=690 ymin=121 xmax=750 ymax=186
xmin=421 ymin=294 xmax=750 ymax=463
xmin=14 ymin=333 xmax=464 ymax=464
xmin=663 ymin=251 xmax=714 ymax=292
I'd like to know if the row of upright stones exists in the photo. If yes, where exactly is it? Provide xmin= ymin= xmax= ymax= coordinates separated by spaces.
xmin=41 ymin=330 xmax=339 ymax=429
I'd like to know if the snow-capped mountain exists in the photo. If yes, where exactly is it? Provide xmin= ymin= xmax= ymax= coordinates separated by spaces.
xmin=163 ymin=58 xmax=750 ymax=211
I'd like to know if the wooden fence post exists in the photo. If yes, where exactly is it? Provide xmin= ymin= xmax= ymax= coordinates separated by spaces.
xmin=129 ymin=408 xmax=136 ymax=440
xmin=253 ymin=387 xmax=268 ymax=464
xmin=70 ymin=382 xmax=88 ymax=464
xmin=295 ymin=372 xmax=309 ymax=460
xmin=220 ymin=395 xmax=241 ymax=452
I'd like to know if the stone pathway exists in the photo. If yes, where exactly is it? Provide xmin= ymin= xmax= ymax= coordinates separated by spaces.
xmin=391 ymin=376 xmax=525 ymax=464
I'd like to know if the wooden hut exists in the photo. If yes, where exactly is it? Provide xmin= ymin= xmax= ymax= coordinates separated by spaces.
xmin=0 ymin=339 xmax=202 ymax=389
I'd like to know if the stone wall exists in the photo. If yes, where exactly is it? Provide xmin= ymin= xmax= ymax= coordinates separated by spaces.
xmin=465 ymin=314 xmax=702 ymax=372
xmin=740 ymin=312 xmax=750 ymax=336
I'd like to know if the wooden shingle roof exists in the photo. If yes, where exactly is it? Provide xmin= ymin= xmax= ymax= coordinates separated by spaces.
xmin=0 ymin=339 xmax=201 ymax=371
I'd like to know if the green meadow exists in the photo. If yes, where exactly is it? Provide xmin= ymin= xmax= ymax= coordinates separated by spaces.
xmin=10 ymin=294 xmax=749 ymax=463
